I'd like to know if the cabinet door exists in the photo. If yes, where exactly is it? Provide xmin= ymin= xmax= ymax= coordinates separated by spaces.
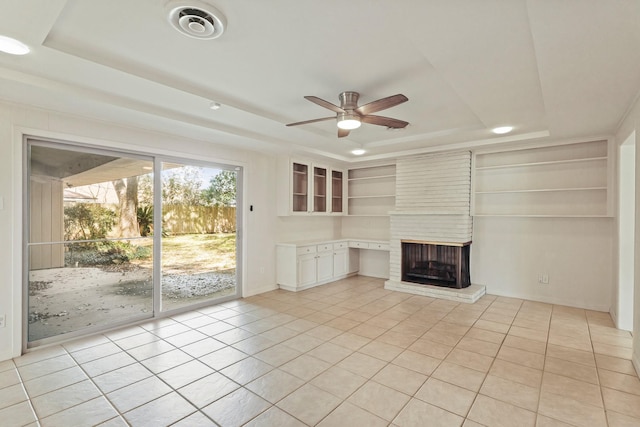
xmin=316 ymin=251 xmax=333 ymax=282
xmin=331 ymin=169 xmax=344 ymax=214
xmin=297 ymin=253 xmax=317 ymax=287
xmin=333 ymin=248 xmax=348 ymax=277
xmin=313 ymin=166 xmax=328 ymax=213
xmin=292 ymin=162 xmax=310 ymax=213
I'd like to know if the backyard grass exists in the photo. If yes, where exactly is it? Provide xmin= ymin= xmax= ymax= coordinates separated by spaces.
xmin=135 ymin=233 xmax=236 ymax=274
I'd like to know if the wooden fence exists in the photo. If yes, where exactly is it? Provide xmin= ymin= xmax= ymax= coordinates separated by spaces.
xmin=163 ymin=205 xmax=236 ymax=234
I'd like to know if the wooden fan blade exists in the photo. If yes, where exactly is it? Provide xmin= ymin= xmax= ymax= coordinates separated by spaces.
xmin=355 ymin=94 xmax=408 ymax=115
xmin=286 ymin=116 xmax=335 ymax=127
xmin=338 ymin=128 xmax=350 ymax=138
xmin=361 ymin=115 xmax=409 ymax=128
xmin=304 ymin=96 xmax=345 ymax=113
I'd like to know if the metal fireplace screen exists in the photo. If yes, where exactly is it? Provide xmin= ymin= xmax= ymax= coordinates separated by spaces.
xmin=401 ymin=241 xmax=471 ymax=289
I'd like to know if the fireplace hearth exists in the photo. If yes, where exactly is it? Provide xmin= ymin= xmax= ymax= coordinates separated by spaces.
xmin=401 ymin=240 xmax=471 ymax=289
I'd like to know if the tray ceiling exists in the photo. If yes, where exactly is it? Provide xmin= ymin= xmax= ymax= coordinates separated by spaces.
xmin=0 ymin=0 xmax=639 ymax=161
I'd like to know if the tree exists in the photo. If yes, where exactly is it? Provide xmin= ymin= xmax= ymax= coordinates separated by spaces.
xmin=112 ymin=177 xmax=140 ymax=238
xmin=162 ymin=166 xmax=205 ymax=206
xmin=203 ymin=171 xmax=236 ymax=206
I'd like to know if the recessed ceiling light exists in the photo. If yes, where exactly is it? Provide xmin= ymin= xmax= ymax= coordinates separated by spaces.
xmin=209 ymin=102 xmax=221 ymax=110
xmin=351 ymin=149 xmax=365 ymax=155
xmin=0 ymin=35 xmax=29 ymax=55
xmin=492 ymin=126 xmax=513 ymax=134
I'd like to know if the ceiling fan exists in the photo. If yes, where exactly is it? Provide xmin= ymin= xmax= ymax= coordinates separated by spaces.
xmin=286 ymin=91 xmax=409 ymax=138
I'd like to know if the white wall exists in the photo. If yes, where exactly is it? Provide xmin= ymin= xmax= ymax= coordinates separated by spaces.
xmin=472 ymin=217 xmax=613 ymax=311
xmin=0 ymin=101 xmax=279 ymax=361
xmin=615 ymin=95 xmax=640 ymax=376
xmin=276 ymin=216 xmax=342 ymax=243
xmin=614 ymin=135 xmax=635 ymax=330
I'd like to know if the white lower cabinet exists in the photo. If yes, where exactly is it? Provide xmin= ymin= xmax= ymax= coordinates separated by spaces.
xmin=297 ymin=252 xmax=318 ymax=288
xmin=333 ymin=248 xmax=348 ymax=277
xmin=316 ymin=250 xmax=334 ymax=283
xmin=277 ymin=240 xmax=353 ymax=291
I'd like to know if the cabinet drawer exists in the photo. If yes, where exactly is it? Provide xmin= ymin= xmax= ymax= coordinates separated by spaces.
xmin=296 ymin=245 xmax=317 ymax=255
xmin=316 ymin=243 xmax=332 ymax=252
xmin=348 ymin=241 xmax=369 ymax=249
xmin=333 ymin=241 xmax=348 ymax=250
xmin=369 ymin=243 xmax=390 ymax=251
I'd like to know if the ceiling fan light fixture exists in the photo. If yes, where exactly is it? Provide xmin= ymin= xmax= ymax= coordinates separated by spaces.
xmin=337 ymin=113 xmax=361 ymax=130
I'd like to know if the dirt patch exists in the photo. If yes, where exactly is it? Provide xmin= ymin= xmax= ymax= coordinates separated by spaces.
xmin=28 ymin=264 xmax=236 ymax=341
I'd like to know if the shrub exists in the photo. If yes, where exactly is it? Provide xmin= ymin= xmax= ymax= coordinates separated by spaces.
xmin=137 ymin=205 xmax=153 ymax=237
xmin=64 ymin=203 xmax=116 ymax=241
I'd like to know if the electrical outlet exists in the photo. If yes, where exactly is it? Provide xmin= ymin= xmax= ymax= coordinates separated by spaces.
xmin=0 ymin=314 xmax=6 ymax=328
xmin=538 ymin=274 xmax=550 ymax=284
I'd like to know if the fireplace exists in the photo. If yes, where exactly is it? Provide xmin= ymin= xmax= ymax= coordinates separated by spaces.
xmin=401 ymin=240 xmax=471 ymax=289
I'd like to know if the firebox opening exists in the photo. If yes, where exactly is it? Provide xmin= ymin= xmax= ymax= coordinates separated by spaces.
xmin=401 ymin=240 xmax=471 ymax=289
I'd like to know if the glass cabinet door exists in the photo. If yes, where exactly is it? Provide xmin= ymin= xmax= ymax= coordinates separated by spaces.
xmin=292 ymin=162 xmax=309 ymax=212
xmin=331 ymin=170 xmax=343 ymax=213
xmin=313 ymin=166 xmax=327 ymax=213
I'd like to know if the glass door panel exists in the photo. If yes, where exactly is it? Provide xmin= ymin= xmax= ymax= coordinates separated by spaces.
xmin=160 ymin=163 xmax=239 ymax=311
xmin=292 ymin=162 xmax=309 ymax=212
xmin=314 ymin=166 xmax=327 ymax=213
xmin=332 ymin=170 xmax=343 ymax=213
xmin=27 ymin=143 xmax=153 ymax=344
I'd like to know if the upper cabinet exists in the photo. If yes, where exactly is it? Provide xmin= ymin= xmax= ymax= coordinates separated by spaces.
xmin=291 ymin=162 xmax=310 ymax=213
xmin=278 ymin=158 xmax=346 ymax=216
xmin=331 ymin=170 xmax=344 ymax=214
xmin=472 ymin=140 xmax=613 ymax=217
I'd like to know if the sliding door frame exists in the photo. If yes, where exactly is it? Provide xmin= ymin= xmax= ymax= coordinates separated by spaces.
xmin=23 ymin=136 xmax=244 ymax=351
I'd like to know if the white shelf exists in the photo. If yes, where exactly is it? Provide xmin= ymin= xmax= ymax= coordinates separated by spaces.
xmin=344 ymin=214 xmax=391 ymax=217
xmin=347 ymin=174 xmax=397 ymax=182
xmin=472 ymin=140 xmax=611 ymax=217
xmin=475 ymin=187 xmax=607 ymax=195
xmin=473 ymin=214 xmax=610 ymax=218
xmin=475 ymin=156 xmax=607 ymax=171
xmin=348 ymin=195 xmax=395 ymax=199
xmin=347 ymin=164 xmax=396 ymax=216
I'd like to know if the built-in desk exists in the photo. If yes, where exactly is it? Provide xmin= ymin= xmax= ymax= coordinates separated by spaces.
xmin=276 ymin=239 xmax=390 ymax=291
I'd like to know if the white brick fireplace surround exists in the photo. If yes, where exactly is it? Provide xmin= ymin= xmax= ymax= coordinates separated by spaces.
xmin=384 ymin=150 xmax=486 ymax=302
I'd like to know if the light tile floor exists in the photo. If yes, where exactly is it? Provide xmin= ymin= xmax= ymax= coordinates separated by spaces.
xmin=1 ymin=276 xmax=639 ymax=427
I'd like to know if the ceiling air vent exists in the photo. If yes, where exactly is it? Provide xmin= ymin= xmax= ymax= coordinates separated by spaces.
xmin=165 ymin=0 xmax=226 ymax=39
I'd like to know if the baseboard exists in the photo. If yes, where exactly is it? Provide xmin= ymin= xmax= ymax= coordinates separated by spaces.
xmin=610 ymin=308 xmax=618 ymax=328
xmin=0 ymin=350 xmax=12 ymax=363
xmin=243 ymin=284 xmax=279 ymax=297
xmin=484 ymin=288 xmax=610 ymax=312
xmin=277 ymin=272 xmax=357 ymax=293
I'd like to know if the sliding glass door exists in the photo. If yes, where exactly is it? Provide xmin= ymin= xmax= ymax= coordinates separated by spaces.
xmin=25 ymin=140 xmax=242 ymax=347
xmin=159 ymin=161 xmax=240 ymax=312
xmin=26 ymin=142 xmax=154 ymax=344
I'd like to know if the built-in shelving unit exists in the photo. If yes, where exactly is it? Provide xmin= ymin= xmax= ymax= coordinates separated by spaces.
xmin=473 ymin=140 xmax=612 ymax=217
xmin=347 ymin=164 xmax=396 ymax=216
